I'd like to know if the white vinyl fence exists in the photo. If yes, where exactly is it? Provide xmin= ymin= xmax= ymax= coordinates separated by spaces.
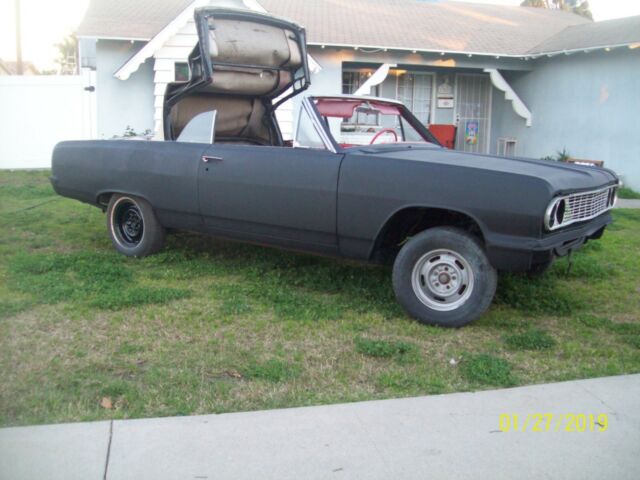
xmin=0 ymin=70 xmax=96 ymax=169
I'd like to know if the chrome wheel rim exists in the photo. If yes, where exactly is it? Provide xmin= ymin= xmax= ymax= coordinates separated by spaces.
xmin=411 ymin=249 xmax=474 ymax=311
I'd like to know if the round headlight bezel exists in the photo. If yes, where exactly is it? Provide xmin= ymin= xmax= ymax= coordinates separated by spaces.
xmin=544 ymin=197 xmax=569 ymax=231
xmin=544 ymin=198 xmax=561 ymax=230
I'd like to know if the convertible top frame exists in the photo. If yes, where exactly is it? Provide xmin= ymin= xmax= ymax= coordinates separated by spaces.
xmin=163 ymin=7 xmax=311 ymax=141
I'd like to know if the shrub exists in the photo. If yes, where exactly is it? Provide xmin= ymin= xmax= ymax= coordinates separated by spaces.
xmin=618 ymin=187 xmax=640 ymax=200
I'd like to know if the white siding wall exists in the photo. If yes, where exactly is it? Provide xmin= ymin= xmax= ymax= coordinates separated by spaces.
xmin=152 ymin=20 xmax=199 ymax=138
xmin=96 ymin=40 xmax=155 ymax=139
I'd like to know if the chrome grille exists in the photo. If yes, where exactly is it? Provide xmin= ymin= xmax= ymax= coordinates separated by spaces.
xmin=545 ymin=185 xmax=618 ymax=231
xmin=564 ymin=189 xmax=611 ymax=223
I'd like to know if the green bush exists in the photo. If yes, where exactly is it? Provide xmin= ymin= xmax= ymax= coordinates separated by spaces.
xmin=618 ymin=187 xmax=640 ymax=200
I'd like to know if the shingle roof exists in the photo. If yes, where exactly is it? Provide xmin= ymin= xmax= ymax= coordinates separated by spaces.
xmin=0 ymin=59 xmax=11 ymax=75
xmin=528 ymin=14 xmax=640 ymax=53
xmin=260 ymin=0 xmax=588 ymax=55
xmin=0 ymin=59 xmax=40 ymax=75
xmin=76 ymin=0 xmax=640 ymax=56
xmin=76 ymin=0 xmax=193 ymax=39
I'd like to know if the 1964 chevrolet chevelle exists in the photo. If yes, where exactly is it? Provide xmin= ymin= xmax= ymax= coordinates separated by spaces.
xmin=51 ymin=7 xmax=620 ymax=327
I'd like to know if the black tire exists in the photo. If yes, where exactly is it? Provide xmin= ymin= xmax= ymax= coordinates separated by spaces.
xmin=392 ymin=227 xmax=497 ymax=327
xmin=107 ymin=194 xmax=165 ymax=257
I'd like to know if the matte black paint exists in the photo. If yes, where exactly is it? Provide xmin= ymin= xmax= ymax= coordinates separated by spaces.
xmin=51 ymin=137 xmax=618 ymax=272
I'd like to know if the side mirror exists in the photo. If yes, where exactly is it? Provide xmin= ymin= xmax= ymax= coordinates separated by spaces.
xmin=177 ymin=110 xmax=217 ymax=144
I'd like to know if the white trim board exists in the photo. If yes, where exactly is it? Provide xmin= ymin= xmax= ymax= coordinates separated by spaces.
xmin=114 ymin=0 xmax=207 ymax=80
xmin=484 ymin=68 xmax=532 ymax=127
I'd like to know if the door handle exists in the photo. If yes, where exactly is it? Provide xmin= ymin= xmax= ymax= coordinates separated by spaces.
xmin=202 ymin=155 xmax=223 ymax=163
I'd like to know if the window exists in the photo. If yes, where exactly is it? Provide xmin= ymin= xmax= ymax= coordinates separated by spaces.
xmin=342 ymin=71 xmax=380 ymax=96
xmin=342 ymin=71 xmax=380 ymax=125
xmin=396 ymin=73 xmax=433 ymax=125
xmin=314 ymin=97 xmax=433 ymax=147
xmin=177 ymin=111 xmax=216 ymax=144
xmin=174 ymin=62 xmax=189 ymax=82
xmin=295 ymin=107 xmax=326 ymax=149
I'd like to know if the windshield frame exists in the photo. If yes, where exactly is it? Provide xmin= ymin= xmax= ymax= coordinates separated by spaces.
xmin=308 ymin=95 xmax=442 ymax=151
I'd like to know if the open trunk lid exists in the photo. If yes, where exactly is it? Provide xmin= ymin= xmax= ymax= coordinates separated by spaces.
xmin=164 ymin=7 xmax=310 ymax=141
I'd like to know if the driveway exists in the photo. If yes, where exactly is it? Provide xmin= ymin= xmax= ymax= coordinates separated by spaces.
xmin=1 ymin=374 xmax=639 ymax=480
xmin=617 ymin=199 xmax=640 ymax=208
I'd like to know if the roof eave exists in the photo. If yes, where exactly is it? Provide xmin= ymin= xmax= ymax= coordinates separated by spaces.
xmin=527 ymin=41 xmax=640 ymax=57
xmin=114 ymin=0 xmax=206 ymax=80
xmin=307 ymin=42 xmax=527 ymax=58
xmin=307 ymin=41 xmax=640 ymax=59
xmin=76 ymin=34 xmax=151 ymax=42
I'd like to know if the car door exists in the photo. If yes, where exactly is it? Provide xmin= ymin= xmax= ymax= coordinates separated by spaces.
xmin=198 ymin=144 xmax=342 ymax=252
xmin=197 ymin=105 xmax=343 ymax=252
xmin=198 ymin=99 xmax=343 ymax=249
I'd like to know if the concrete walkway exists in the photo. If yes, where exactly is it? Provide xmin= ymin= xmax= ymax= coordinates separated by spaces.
xmin=617 ymin=199 xmax=640 ymax=208
xmin=1 ymin=375 xmax=639 ymax=480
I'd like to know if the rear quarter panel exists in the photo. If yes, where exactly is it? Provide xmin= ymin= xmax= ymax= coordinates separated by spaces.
xmin=51 ymin=140 xmax=202 ymax=228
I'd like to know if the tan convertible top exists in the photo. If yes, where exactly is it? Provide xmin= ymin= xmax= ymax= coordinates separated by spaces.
xmin=170 ymin=95 xmax=269 ymax=142
xmin=164 ymin=8 xmax=309 ymax=142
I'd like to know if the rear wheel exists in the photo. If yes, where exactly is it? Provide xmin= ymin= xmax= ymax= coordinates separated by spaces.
xmin=107 ymin=194 xmax=165 ymax=257
xmin=392 ymin=227 xmax=496 ymax=327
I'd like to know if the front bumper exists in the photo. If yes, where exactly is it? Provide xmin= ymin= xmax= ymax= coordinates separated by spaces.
xmin=485 ymin=212 xmax=612 ymax=272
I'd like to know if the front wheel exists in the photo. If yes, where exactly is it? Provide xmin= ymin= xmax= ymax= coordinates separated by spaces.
xmin=392 ymin=227 xmax=497 ymax=327
xmin=107 ymin=194 xmax=165 ymax=257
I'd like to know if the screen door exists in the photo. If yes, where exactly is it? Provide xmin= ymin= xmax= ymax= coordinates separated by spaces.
xmin=454 ymin=74 xmax=492 ymax=154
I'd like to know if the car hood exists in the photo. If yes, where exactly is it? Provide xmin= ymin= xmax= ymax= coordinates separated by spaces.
xmin=360 ymin=145 xmax=618 ymax=194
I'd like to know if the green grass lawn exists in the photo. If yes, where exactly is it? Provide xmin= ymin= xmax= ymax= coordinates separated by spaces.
xmin=1 ymin=170 xmax=639 ymax=427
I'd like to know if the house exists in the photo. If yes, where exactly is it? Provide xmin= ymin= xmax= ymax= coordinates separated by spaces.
xmin=76 ymin=0 xmax=640 ymax=188
xmin=0 ymin=59 xmax=11 ymax=76
xmin=0 ymin=59 xmax=40 ymax=75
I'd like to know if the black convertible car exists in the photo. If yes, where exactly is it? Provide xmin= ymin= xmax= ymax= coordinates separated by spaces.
xmin=51 ymin=7 xmax=620 ymax=327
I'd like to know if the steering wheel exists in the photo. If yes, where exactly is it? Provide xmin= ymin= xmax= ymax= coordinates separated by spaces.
xmin=369 ymin=128 xmax=398 ymax=145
